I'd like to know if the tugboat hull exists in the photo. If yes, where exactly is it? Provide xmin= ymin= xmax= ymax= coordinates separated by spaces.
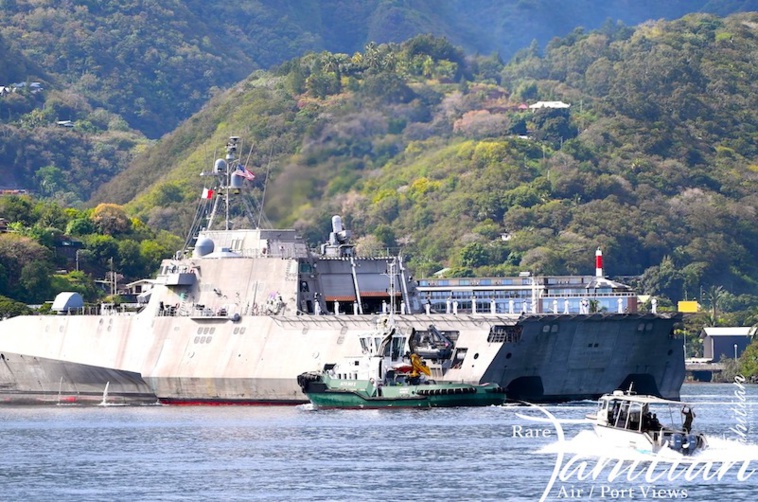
xmin=298 ymin=373 xmax=506 ymax=409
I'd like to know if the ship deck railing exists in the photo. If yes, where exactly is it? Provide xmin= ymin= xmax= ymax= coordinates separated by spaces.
xmin=169 ymin=247 xmax=399 ymax=263
xmin=50 ymin=305 xmax=142 ymax=316
xmin=540 ymin=291 xmax=637 ymax=298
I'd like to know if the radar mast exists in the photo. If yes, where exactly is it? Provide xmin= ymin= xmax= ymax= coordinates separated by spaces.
xmin=182 ymin=136 xmax=267 ymax=254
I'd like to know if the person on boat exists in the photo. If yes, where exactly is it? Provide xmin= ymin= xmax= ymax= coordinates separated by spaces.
xmin=642 ymin=411 xmax=652 ymax=431
xmin=682 ymin=406 xmax=696 ymax=433
xmin=650 ymin=413 xmax=662 ymax=431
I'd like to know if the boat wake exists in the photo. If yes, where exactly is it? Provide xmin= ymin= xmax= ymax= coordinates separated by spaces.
xmin=691 ymin=436 xmax=758 ymax=462
xmin=539 ymin=430 xmax=758 ymax=463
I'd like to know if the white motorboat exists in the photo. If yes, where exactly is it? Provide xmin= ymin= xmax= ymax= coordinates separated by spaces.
xmin=587 ymin=389 xmax=707 ymax=455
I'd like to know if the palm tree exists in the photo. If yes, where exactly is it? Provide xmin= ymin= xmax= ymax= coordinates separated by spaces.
xmin=703 ymin=285 xmax=725 ymax=327
xmin=364 ymin=42 xmax=380 ymax=71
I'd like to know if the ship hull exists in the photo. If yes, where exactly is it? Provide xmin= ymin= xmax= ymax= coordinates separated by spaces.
xmin=479 ymin=313 xmax=685 ymax=402
xmin=0 ymin=351 xmax=158 ymax=405
xmin=0 ymin=311 xmax=683 ymax=405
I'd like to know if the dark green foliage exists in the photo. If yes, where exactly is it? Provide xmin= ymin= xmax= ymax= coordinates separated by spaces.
xmin=531 ymin=109 xmax=578 ymax=147
xmin=0 ymin=294 xmax=32 ymax=318
xmin=360 ymin=73 xmax=416 ymax=104
xmin=0 ymin=196 xmax=34 ymax=226
xmin=0 ymin=1 xmax=751 ymax=205
xmin=0 ymin=195 xmax=176 ymax=304
xmin=373 ymin=224 xmax=397 ymax=249
xmin=458 ymin=242 xmax=490 ymax=268
xmin=66 ymin=217 xmax=96 ymax=236
xmin=0 ymin=125 xmax=146 ymax=205
xmin=18 ymin=259 xmax=53 ymax=303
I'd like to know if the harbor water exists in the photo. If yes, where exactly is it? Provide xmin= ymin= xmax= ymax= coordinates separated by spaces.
xmin=0 ymin=383 xmax=756 ymax=501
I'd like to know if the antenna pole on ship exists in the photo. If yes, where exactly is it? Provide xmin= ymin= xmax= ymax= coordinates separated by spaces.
xmin=201 ymin=137 xmax=241 ymax=232
xmin=224 ymin=136 xmax=239 ymax=230
xmin=387 ymin=259 xmax=398 ymax=318
xmin=183 ymin=136 xmax=270 ymax=255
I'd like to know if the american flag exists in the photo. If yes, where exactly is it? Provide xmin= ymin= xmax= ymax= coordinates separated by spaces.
xmin=234 ymin=165 xmax=255 ymax=181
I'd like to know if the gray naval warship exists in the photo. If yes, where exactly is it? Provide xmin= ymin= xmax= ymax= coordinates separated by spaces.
xmin=0 ymin=137 xmax=685 ymax=405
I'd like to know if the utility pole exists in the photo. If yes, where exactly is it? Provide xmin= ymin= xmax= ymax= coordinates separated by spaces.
xmin=109 ymin=257 xmax=116 ymax=296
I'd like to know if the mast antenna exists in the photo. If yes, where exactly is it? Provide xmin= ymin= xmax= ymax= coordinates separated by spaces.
xmin=257 ymin=144 xmax=275 ymax=229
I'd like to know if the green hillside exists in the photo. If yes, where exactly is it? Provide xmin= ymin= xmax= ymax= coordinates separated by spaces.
xmin=1 ymin=0 xmax=754 ymax=204
xmin=1 ymin=0 xmax=750 ymax=139
xmin=86 ymin=14 xmax=758 ymax=316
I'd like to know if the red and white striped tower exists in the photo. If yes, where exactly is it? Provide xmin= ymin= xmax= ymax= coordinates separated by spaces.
xmin=595 ymin=248 xmax=603 ymax=277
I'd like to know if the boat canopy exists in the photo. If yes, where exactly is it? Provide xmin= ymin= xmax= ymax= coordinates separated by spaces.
xmin=600 ymin=391 xmax=682 ymax=406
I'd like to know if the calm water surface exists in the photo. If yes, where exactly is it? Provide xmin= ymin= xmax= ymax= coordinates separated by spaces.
xmin=0 ymin=383 xmax=756 ymax=501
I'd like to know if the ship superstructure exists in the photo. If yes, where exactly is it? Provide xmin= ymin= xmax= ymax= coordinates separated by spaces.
xmin=0 ymin=138 xmax=685 ymax=405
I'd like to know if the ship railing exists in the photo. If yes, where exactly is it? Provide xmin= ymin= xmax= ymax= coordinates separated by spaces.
xmin=540 ymin=291 xmax=637 ymax=298
xmin=156 ymin=303 xmax=243 ymax=319
xmin=50 ymin=305 xmax=141 ymax=316
xmin=214 ymin=247 xmax=311 ymax=259
xmin=157 ymin=304 xmax=182 ymax=316
xmin=314 ymin=252 xmax=396 ymax=261
xmin=172 ymin=247 xmax=398 ymax=261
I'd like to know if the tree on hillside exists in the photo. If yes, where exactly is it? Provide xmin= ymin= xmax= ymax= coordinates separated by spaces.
xmin=18 ymin=260 xmax=54 ymax=303
xmin=0 ymin=233 xmax=51 ymax=300
xmin=0 ymin=294 xmax=32 ymax=318
xmin=92 ymin=203 xmax=132 ymax=235
xmin=739 ymin=336 xmax=758 ymax=381
xmin=0 ymin=196 xmax=35 ymax=226
xmin=703 ymin=285 xmax=726 ymax=327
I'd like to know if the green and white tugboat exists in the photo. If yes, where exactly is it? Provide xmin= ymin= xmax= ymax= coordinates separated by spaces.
xmin=297 ymin=314 xmax=507 ymax=409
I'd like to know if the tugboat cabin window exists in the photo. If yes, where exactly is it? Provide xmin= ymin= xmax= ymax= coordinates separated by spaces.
xmin=389 ymin=337 xmax=404 ymax=360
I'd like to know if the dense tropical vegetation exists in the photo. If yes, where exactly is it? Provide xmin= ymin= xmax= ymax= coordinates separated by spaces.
xmin=2 ymin=0 xmax=728 ymax=138
xmin=0 ymin=195 xmax=180 ymax=307
xmin=1 ymin=1 xmax=752 ymax=204
xmin=93 ymin=16 xmax=758 ymax=304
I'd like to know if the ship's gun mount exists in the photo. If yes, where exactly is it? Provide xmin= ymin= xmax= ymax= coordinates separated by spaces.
xmin=409 ymin=324 xmax=454 ymax=361
xmin=320 ymin=215 xmax=354 ymax=258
